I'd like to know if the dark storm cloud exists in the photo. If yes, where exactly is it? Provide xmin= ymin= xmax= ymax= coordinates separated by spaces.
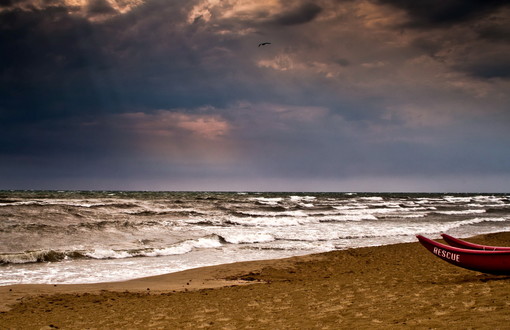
xmin=376 ymin=0 xmax=509 ymax=27
xmin=87 ymin=0 xmax=116 ymax=15
xmin=458 ymin=59 xmax=510 ymax=79
xmin=477 ymin=25 xmax=510 ymax=43
xmin=274 ymin=2 xmax=322 ymax=25
xmin=0 ymin=0 xmax=244 ymax=124
xmin=0 ymin=0 xmax=283 ymax=161
xmin=0 ymin=0 xmax=14 ymax=7
xmin=388 ymin=0 xmax=510 ymax=81
xmin=335 ymin=59 xmax=350 ymax=67
xmin=0 ymin=6 xmax=112 ymax=122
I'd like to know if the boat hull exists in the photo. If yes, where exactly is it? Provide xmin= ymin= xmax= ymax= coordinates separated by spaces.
xmin=441 ymin=233 xmax=510 ymax=251
xmin=416 ymin=235 xmax=510 ymax=275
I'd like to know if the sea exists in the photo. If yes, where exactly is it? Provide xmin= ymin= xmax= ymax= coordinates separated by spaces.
xmin=1 ymin=191 xmax=509 ymax=286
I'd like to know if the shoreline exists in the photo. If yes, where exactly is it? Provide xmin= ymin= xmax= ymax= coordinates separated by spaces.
xmin=2 ymin=232 xmax=510 ymax=328
xmin=0 ymin=255 xmax=299 ymax=312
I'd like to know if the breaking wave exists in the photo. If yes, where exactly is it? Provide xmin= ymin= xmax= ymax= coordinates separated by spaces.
xmin=0 ymin=236 xmax=224 ymax=265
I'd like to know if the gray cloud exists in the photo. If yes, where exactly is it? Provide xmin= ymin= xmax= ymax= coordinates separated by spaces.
xmin=478 ymin=25 xmax=510 ymax=42
xmin=0 ymin=0 xmax=14 ymax=7
xmin=376 ymin=0 xmax=509 ymax=28
xmin=459 ymin=57 xmax=510 ymax=79
xmin=87 ymin=0 xmax=117 ymax=15
xmin=274 ymin=2 xmax=322 ymax=25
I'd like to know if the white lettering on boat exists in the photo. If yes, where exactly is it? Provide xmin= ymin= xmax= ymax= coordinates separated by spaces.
xmin=433 ymin=247 xmax=460 ymax=262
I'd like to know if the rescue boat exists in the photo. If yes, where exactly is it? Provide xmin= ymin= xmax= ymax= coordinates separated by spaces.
xmin=416 ymin=235 xmax=510 ymax=275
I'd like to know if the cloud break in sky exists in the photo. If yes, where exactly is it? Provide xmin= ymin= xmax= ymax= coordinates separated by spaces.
xmin=1 ymin=0 xmax=509 ymax=192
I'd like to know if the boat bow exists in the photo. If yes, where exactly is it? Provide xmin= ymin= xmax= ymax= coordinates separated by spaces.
xmin=417 ymin=235 xmax=510 ymax=275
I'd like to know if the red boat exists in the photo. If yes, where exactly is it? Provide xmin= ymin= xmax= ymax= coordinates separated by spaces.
xmin=441 ymin=233 xmax=510 ymax=251
xmin=416 ymin=235 xmax=510 ymax=275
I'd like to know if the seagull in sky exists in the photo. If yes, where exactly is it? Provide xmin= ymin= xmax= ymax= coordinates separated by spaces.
xmin=258 ymin=42 xmax=271 ymax=47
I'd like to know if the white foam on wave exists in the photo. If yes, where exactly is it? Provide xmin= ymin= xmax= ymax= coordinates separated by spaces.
xmin=318 ymin=214 xmax=378 ymax=222
xmin=85 ymin=236 xmax=223 ymax=259
xmin=220 ymin=232 xmax=275 ymax=244
xmin=85 ymin=249 xmax=132 ymax=259
xmin=3 ymin=198 xmax=141 ymax=209
xmin=336 ymin=207 xmax=407 ymax=216
xmin=143 ymin=237 xmax=222 ymax=257
xmin=461 ymin=217 xmax=509 ymax=225
xmin=290 ymin=196 xmax=316 ymax=201
xmin=271 ymin=225 xmax=342 ymax=242
xmin=227 ymin=216 xmax=313 ymax=227
xmin=472 ymin=195 xmax=506 ymax=203
xmin=367 ymin=202 xmax=402 ymax=208
xmin=332 ymin=205 xmax=369 ymax=210
xmin=415 ymin=198 xmax=443 ymax=204
xmin=400 ymin=213 xmax=428 ymax=218
xmin=250 ymin=197 xmax=283 ymax=206
xmin=0 ymin=201 xmax=48 ymax=207
xmin=412 ymin=217 xmax=509 ymax=235
xmin=443 ymin=196 xmax=473 ymax=203
xmin=237 ymin=210 xmax=309 ymax=217
xmin=436 ymin=209 xmax=486 ymax=215
xmin=359 ymin=197 xmax=384 ymax=201
xmin=298 ymin=202 xmax=315 ymax=208
xmin=227 ymin=212 xmax=380 ymax=226
xmin=324 ymin=216 xmax=510 ymax=240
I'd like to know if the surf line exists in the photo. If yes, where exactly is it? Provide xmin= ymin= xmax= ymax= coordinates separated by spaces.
xmin=433 ymin=247 xmax=460 ymax=262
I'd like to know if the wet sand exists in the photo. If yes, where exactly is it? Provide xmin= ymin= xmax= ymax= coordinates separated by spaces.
xmin=1 ymin=232 xmax=510 ymax=329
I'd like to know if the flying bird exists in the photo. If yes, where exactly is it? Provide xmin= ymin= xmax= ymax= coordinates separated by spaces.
xmin=258 ymin=42 xmax=271 ymax=47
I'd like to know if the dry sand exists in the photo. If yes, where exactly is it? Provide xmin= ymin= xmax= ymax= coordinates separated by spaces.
xmin=1 ymin=232 xmax=510 ymax=329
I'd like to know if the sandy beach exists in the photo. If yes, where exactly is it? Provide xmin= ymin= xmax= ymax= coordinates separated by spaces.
xmin=1 ymin=232 xmax=510 ymax=329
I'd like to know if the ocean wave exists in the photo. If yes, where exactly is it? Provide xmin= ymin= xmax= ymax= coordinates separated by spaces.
xmin=332 ymin=205 xmax=369 ymax=210
xmin=75 ymin=220 xmax=138 ymax=230
xmin=127 ymin=209 xmax=206 ymax=217
xmin=290 ymin=195 xmax=316 ymax=201
xmin=0 ymin=236 xmax=224 ymax=265
xmin=486 ymin=207 xmax=510 ymax=214
xmin=234 ymin=210 xmax=309 ymax=218
xmin=443 ymin=196 xmax=473 ymax=203
xmin=434 ymin=209 xmax=486 ymax=215
xmin=0 ymin=223 xmax=60 ymax=233
xmin=359 ymin=196 xmax=384 ymax=201
xmin=318 ymin=214 xmax=378 ymax=222
xmin=0 ymin=201 xmax=48 ymax=207
xmin=88 ymin=202 xmax=139 ymax=209
xmin=400 ymin=213 xmax=428 ymax=218
xmin=225 ymin=213 xmax=381 ymax=227
xmin=0 ymin=199 xmax=19 ymax=206
xmin=0 ymin=219 xmax=178 ymax=234
xmin=226 ymin=217 xmax=312 ymax=227
xmin=289 ymin=196 xmax=316 ymax=207
xmin=0 ymin=250 xmax=86 ymax=264
xmin=217 ymin=232 xmax=275 ymax=244
xmin=326 ymin=217 xmax=510 ymax=240
xmin=0 ymin=200 xmax=142 ymax=210
xmin=249 ymin=197 xmax=284 ymax=206
xmin=460 ymin=217 xmax=509 ymax=225
xmin=402 ymin=217 xmax=509 ymax=236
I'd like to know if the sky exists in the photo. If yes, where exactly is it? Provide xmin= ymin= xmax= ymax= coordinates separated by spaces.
xmin=1 ymin=0 xmax=509 ymax=192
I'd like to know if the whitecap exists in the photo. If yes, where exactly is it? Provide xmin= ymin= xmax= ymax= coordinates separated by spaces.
xmin=436 ymin=209 xmax=486 ymax=215
xmin=220 ymin=233 xmax=275 ymax=244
